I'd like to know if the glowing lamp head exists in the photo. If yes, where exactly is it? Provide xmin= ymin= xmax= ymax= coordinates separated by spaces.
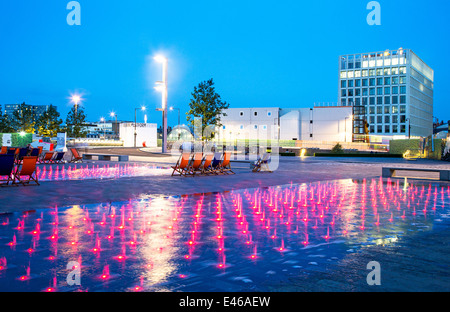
xmin=154 ymin=55 xmax=167 ymax=63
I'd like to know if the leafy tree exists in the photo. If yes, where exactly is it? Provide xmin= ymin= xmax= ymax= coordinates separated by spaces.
xmin=65 ymin=105 xmax=88 ymax=138
xmin=11 ymin=102 xmax=36 ymax=133
xmin=36 ymin=105 xmax=63 ymax=137
xmin=186 ymin=78 xmax=230 ymax=140
xmin=0 ymin=105 xmax=15 ymax=133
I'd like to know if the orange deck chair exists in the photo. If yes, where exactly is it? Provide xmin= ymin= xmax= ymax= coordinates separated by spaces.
xmin=172 ymin=153 xmax=191 ymax=176
xmin=218 ymin=151 xmax=234 ymax=175
xmin=70 ymin=148 xmax=83 ymax=163
xmin=187 ymin=153 xmax=204 ymax=176
xmin=41 ymin=152 xmax=55 ymax=164
xmin=200 ymin=154 xmax=215 ymax=175
xmin=0 ymin=146 xmax=7 ymax=155
xmin=13 ymin=156 xmax=39 ymax=186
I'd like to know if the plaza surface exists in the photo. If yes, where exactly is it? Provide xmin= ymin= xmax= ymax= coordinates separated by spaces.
xmin=0 ymin=152 xmax=449 ymax=292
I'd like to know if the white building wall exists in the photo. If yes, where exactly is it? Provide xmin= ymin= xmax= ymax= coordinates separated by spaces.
xmin=119 ymin=123 xmax=157 ymax=147
xmin=220 ymin=106 xmax=353 ymax=143
xmin=312 ymin=107 xmax=353 ymax=142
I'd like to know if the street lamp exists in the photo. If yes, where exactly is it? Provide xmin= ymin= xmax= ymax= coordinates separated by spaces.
xmin=154 ymin=55 xmax=168 ymax=153
xmin=71 ymin=94 xmax=82 ymax=117
xmin=170 ymin=107 xmax=181 ymax=140
xmin=100 ymin=117 xmax=106 ymax=139
xmin=134 ymin=106 xmax=146 ymax=148
xmin=110 ymin=112 xmax=118 ymax=137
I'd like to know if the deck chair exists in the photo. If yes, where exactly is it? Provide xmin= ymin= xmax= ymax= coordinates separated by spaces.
xmin=13 ymin=156 xmax=39 ymax=186
xmin=171 ymin=153 xmax=191 ymax=176
xmin=187 ymin=153 xmax=204 ymax=176
xmin=252 ymin=153 xmax=272 ymax=173
xmin=15 ymin=148 xmax=29 ymax=164
xmin=29 ymin=148 xmax=40 ymax=157
xmin=0 ymin=147 xmax=7 ymax=155
xmin=70 ymin=148 xmax=83 ymax=163
xmin=210 ymin=153 xmax=223 ymax=175
xmin=37 ymin=146 xmax=43 ymax=158
xmin=6 ymin=148 xmax=16 ymax=156
xmin=0 ymin=155 xmax=16 ymax=186
xmin=200 ymin=154 xmax=215 ymax=175
xmin=53 ymin=152 xmax=66 ymax=164
xmin=41 ymin=152 xmax=55 ymax=164
xmin=217 ymin=151 xmax=234 ymax=175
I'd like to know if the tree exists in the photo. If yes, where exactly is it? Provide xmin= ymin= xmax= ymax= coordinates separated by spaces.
xmin=36 ymin=105 xmax=63 ymax=137
xmin=65 ymin=105 xmax=88 ymax=138
xmin=11 ymin=102 xmax=36 ymax=133
xmin=0 ymin=105 xmax=14 ymax=133
xmin=186 ymin=78 xmax=230 ymax=140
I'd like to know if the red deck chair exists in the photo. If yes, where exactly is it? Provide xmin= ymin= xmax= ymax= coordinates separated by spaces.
xmin=70 ymin=148 xmax=83 ymax=163
xmin=172 ymin=153 xmax=191 ymax=176
xmin=0 ymin=146 xmax=7 ymax=155
xmin=13 ymin=156 xmax=39 ymax=186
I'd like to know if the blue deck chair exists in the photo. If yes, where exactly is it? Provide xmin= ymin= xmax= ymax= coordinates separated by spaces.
xmin=29 ymin=148 xmax=40 ymax=157
xmin=52 ymin=152 xmax=66 ymax=164
xmin=0 ymin=155 xmax=16 ymax=186
xmin=15 ymin=148 xmax=29 ymax=164
xmin=210 ymin=153 xmax=223 ymax=175
xmin=6 ymin=148 xmax=16 ymax=156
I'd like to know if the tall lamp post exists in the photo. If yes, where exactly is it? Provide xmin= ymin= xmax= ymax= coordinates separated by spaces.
xmin=170 ymin=107 xmax=180 ymax=140
xmin=110 ymin=112 xmax=118 ymax=138
xmin=100 ymin=117 xmax=106 ymax=139
xmin=134 ymin=106 xmax=146 ymax=148
xmin=154 ymin=55 xmax=168 ymax=153
xmin=71 ymin=95 xmax=81 ymax=118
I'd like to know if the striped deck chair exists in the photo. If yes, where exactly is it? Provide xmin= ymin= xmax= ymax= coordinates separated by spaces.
xmin=172 ymin=153 xmax=191 ymax=176
xmin=252 ymin=153 xmax=272 ymax=173
xmin=13 ymin=156 xmax=39 ymax=186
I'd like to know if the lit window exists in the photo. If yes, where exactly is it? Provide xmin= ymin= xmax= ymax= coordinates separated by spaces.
xmin=340 ymin=71 xmax=347 ymax=79
xmin=400 ymin=76 xmax=407 ymax=84
xmin=392 ymin=67 xmax=399 ymax=75
xmin=399 ymin=67 xmax=407 ymax=74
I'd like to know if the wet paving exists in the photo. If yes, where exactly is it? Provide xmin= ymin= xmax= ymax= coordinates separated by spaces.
xmin=1 ymin=178 xmax=449 ymax=292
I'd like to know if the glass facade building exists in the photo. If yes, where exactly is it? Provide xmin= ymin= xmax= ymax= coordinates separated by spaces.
xmin=338 ymin=48 xmax=434 ymax=138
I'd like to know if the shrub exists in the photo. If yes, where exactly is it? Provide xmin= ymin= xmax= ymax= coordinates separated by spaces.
xmin=331 ymin=143 xmax=344 ymax=154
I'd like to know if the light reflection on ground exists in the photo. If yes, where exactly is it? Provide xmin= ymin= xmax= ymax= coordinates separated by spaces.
xmin=0 ymin=178 xmax=448 ymax=292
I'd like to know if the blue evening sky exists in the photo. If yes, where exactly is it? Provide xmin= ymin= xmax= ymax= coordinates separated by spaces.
xmin=0 ymin=0 xmax=449 ymax=126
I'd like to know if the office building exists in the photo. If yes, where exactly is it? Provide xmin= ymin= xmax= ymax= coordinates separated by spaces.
xmin=338 ymin=48 xmax=434 ymax=139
